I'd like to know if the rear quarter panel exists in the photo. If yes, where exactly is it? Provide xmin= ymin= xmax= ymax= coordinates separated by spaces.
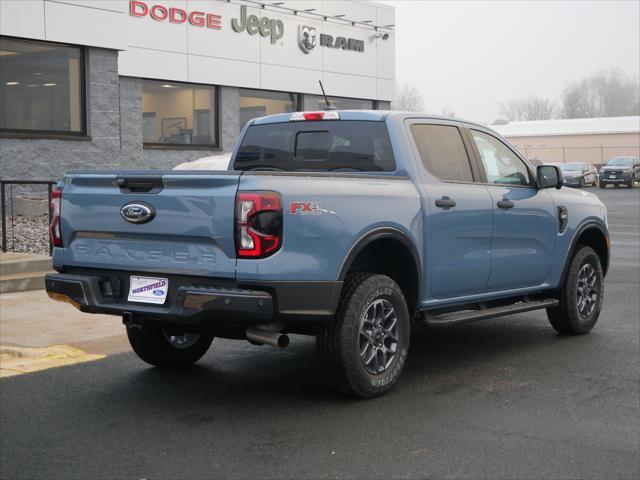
xmin=235 ymin=173 xmax=422 ymax=282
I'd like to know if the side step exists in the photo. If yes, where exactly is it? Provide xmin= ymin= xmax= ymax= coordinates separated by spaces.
xmin=422 ymin=298 xmax=559 ymax=327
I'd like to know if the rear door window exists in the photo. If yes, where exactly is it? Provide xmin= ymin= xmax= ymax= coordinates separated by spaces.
xmin=410 ymin=124 xmax=474 ymax=182
xmin=234 ymin=121 xmax=395 ymax=171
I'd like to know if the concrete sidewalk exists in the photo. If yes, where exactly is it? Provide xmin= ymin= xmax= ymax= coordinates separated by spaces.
xmin=0 ymin=289 xmax=128 ymax=376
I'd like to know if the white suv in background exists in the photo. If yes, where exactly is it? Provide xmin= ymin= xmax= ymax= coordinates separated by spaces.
xmin=173 ymin=153 xmax=232 ymax=171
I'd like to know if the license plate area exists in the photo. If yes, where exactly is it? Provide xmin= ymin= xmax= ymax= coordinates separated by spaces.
xmin=128 ymin=276 xmax=169 ymax=304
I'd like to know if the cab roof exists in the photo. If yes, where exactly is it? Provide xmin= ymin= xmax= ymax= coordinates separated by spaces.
xmin=250 ymin=110 xmax=485 ymax=129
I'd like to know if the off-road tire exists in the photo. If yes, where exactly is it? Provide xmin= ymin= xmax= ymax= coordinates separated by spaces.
xmin=547 ymin=246 xmax=604 ymax=335
xmin=316 ymin=273 xmax=411 ymax=398
xmin=127 ymin=323 xmax=213 ymax=367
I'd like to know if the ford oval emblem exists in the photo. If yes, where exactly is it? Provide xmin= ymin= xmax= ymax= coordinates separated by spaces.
xmin=120 ymin=202 xmax=155 ymax=224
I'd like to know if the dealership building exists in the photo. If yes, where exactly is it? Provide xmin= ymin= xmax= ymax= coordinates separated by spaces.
xmin=0 ymin=0 xmax=395 ymax=180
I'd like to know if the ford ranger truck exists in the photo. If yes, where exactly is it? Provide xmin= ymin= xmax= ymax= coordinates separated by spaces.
xmin=45 ymin=111 xmax=609 ymax=398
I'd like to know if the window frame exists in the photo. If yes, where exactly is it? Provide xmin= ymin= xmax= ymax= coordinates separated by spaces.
xmin=464 ymin=126 xmax=538 ymax=189
xmin=321 ymin=95 xmax=375 ymax=111
xmin=142 ymin=78 xmax=220 ymax=150
xmin=405 ymin=118 xmax=482 ymax=185
xmin=0 ymin=36 xmax=88 ymax=140
xmin=238 ymin=88 xmax=302 ymax=128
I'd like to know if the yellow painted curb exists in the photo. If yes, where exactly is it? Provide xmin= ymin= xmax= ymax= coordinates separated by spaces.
xmin=0 ymin=344 xmax=106 ymax=378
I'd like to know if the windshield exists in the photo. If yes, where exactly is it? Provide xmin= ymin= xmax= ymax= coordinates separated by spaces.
xmin=561 ymin=163 xmax=584 ymax=171
xmin=606 ymin=157 xmax=635 ymax=167
xmin=234 ymin=120 xmax=395 ymax=172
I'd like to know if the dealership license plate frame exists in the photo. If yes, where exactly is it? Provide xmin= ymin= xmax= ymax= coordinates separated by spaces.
xmin=128 ymin=276 xmax=169 ymax=305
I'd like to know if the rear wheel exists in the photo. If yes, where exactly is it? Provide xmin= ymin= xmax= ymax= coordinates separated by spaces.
xmin=316 ymin=273 xmax=411 ymax=398
xmin=547 ymin=246 xmax=604 ymax=335
xmin=127 ymin=322 xmax=213 ymax=367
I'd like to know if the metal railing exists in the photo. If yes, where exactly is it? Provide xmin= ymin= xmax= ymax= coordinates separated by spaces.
xmin=0 ymin=180 xmax=57 ymax=255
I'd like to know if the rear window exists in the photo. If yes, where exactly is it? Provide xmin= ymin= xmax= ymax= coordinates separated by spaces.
xmin=233 ymin=121 xmax=395 ymax=172
xmin=411 ymin=124 xmax=474 ymax=182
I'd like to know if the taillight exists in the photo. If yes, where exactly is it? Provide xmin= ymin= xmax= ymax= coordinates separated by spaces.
xmin=49 ymin=187 xmax=63 ymax=248
xmin=235 ymin=191 xmax=282 ymax=258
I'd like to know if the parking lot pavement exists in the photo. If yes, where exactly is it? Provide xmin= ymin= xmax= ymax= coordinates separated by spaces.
xmin=0 ymin=289 xmax=129 ymax=376
xmin=0 ymin=187 xmax=638 ymax=480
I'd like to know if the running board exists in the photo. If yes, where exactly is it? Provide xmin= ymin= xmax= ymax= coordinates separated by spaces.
xmin=421 ymin=298 xmax=559 ymax=327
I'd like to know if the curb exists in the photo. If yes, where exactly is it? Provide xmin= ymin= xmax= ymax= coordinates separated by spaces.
xmin=0 ymin=344 xmax=106 ymax=378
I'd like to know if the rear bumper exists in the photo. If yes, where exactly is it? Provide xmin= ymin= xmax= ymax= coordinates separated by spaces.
xmin=45 ymin=271 xmax=342 ymax=328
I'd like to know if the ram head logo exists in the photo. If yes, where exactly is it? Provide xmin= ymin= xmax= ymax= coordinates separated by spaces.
xmin=298 ymin=25 xmax=317 ymax=54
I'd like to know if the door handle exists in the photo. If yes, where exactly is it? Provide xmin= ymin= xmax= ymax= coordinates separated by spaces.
xmin=435 ymin=197 xmax=456 ymax=209
xmin=497 ymin=199 xmax=515 ymax=209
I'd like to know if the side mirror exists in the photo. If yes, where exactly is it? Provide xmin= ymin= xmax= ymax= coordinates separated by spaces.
xmin=537 ymin=165 xmax=562 ymax=189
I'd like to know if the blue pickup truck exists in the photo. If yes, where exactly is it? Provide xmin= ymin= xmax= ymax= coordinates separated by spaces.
xmin=45 ymin=110 xmax=609 ymax=397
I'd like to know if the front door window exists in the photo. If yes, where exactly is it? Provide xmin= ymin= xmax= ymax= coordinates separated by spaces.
xmin=471 ymin=130 xmax=531 ymax=186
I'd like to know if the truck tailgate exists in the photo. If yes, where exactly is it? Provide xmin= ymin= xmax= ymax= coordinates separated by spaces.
xmin=59 ymin=171 xmax=239 ymax=278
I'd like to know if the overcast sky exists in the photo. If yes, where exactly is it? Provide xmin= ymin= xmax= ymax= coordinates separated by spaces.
xmin=384 ymin=0 xmax=640 ymax=124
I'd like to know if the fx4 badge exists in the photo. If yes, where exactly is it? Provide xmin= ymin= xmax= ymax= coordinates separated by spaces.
xmin=290 ymin=202 xmax=321 ymax=215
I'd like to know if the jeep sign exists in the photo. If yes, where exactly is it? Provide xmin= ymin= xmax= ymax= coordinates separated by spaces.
xmin=231 ymin=5 xmax=284 ymax=44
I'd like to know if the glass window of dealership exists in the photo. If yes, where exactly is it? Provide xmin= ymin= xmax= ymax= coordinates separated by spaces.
xmin=1 ymin=36 xmax=385 ymax=149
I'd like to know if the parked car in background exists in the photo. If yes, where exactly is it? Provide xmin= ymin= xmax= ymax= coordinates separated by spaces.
xmin=173 ymin=154 xmax=232 ymax=171
xmin=599 ymin=156 xmax=640 ymax=188
xmin=559 ymin=162 xmax=598 ymax=187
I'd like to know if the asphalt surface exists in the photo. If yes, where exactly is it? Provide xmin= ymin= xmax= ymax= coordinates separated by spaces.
xmin=1 ymin=187 xmax=639 ymax=480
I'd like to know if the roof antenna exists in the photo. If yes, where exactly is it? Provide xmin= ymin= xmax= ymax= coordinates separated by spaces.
xmin=319 ymin=80 xmax=336 ymax=110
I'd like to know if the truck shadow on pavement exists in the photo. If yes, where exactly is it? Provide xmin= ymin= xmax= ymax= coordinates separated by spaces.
xmin=113 ymin=314 xmax=572 ymax=406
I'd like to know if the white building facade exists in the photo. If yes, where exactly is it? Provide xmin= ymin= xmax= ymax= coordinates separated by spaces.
xmin=0 ymin=0 xmax=395 ymax=179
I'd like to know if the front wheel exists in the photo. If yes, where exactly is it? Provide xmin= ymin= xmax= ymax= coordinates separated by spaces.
xmin=316 ymin=273 xmax=411 ymax=398
xmin=127 ymin=322 xmax=213 ymax=367
xmin=547 ymin=246 xmax=604 ymax=335
xmin=598 ymin=181 xmax=606 ymax=189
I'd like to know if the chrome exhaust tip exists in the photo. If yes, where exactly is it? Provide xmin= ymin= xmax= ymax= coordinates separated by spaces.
xmin=246 ymin=326 xmax=289 ymax=348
